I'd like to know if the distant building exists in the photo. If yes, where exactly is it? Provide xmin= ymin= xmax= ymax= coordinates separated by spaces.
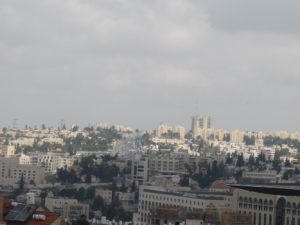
xmin=242 ymin=170 xmax=278 ymax=184
xmin=0 ymin=157 xmax=44 ymax=185
xmin=0 ymin=145 xmax=15 ymax=157
xmin=191 ymin=115 xmax=214 ymax=140
xmin=131 ymin=155 xmax=149 ymax=185
xmin=45 ymin=197 xmax=89 ymax=222
xmin=230 ymin=130 xmax=245 ymax=144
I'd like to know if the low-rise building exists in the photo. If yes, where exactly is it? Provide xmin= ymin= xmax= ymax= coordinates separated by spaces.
xmin=138 ymin=185 xmax=233 ymax=225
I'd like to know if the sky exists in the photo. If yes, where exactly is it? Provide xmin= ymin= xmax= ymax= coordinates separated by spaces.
xmin=0 ymin=0 xmax=300 ymax=131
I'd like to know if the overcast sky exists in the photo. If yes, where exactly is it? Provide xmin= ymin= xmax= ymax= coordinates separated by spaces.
xmin=1 ymin=0 xmax=300 ymax=131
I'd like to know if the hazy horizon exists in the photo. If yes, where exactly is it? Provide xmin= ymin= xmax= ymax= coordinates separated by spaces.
xmin=1 ymin=0 xmax=300 ymax=132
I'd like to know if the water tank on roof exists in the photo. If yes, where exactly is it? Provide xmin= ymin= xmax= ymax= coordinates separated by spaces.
xmin=26 ymin=193 xmax=35 ymax=205
xmin=32 ymin=214 xmax=46 ymax=221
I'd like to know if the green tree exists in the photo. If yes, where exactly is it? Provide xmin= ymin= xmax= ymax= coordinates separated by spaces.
xmin=76 ymin=187 xmax=86 ymax=201
xmin=272 ymin=153 xmax=282 ymax=173
xmin=236 ymin=154 xmax=244 ymax=167
xmin=92 ymin=195 xmax=105 ymax=211
xmin=85 ymin=186 xmax=96 ymax=200
xmin=19 ymin=173 xmax=24 ymax=191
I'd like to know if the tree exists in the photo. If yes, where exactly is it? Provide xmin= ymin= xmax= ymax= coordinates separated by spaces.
xmin=92 ymin=196 xmax=105 ymax=211
xmin=2 ymin=127 xmax=7 ymax=134
xmin=244 ymin=135 xmax=255 ymax=145
xmin=225 ymin=153 xmax=233 ymax=165
xmin=19 ymin=173 xmax=24 ymax=192
xmin=85 ymin=174 xmax=92 ymax=183
xmin=184 ymin=131 xmax=193 ymax=140
xmin=85 ymin=186 xmax=96 ymax=200
xmin=248 ymin=155 xmax=255 ymax=169
xmin=74 ymin=215 xmax=90 ymax=225
xmin=223 ymin=134 xmax=230 ymax=142
xmin=236 ymin=154 xmax=244 ymax=167
xmin=272 ymin=153 xmax=282 ymax=173
xmin=76 ymin=187 xmax=86 ymax=201
xmin=285 ymin=158 xmax=292 ymax=167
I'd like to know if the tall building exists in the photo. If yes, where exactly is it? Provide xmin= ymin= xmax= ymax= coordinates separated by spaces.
xmin=131 ymin=155 xmax=149 ymax=185
xmin=191 ymin=115 xmax=214 ymax=140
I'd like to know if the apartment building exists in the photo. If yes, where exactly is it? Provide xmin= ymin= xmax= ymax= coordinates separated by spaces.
xmin=131 ymin=155 xmax=149 ymax=185
xmin=149 ymin=154 xmax=186 ymax=175
xmin=0 ymin=145 xmax=15 ymax=157
xmin=19 ymin=152 xmax=74 ymax=174
xmin=242 ymin=170 xmax=278 ymax=184
xmin=45 ymin=197 xmax=89 ymax=222
xmin=191 ymin=115 xmax=214 ymax=140
xmin=0 ymin=157 xmax=44 ymax=185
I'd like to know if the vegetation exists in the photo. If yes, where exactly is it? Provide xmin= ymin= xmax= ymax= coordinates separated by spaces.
xmin=264 ymin=136 xmax=300 ymax=151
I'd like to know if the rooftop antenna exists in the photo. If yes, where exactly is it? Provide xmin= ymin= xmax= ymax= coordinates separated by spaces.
xmin=59 ymin=119 xmax=66 ymax=129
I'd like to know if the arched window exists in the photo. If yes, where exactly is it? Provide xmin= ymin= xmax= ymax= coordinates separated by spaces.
xmin=269 ymin=215 xmax=272 ymax=225
xmin=269 ymin=200 xmax=273 ymax=206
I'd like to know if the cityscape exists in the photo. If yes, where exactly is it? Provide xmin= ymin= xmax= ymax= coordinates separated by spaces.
xmin=1 ymin=1 xmax=300 ymax=225
xmin=0 ymin=116 xmax=300 ymax=225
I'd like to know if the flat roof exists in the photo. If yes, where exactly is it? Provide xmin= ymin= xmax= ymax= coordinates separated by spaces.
xmin=230 ymin=184 xmax=300 ymax=196
xmin=143 ymin=188 xmax=232 ymax=200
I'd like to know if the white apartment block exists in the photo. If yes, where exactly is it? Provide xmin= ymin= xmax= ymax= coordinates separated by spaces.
xmin=10 ymin=138 xmax=35 ymax=147
xmin=149 ymin=155 xmax=186 ymax=175
xmin=242 ymin=170 xmax=278 ymax=183
xmin=0 ymin=145 xmax=15 ymax=157
xmin=19 ymin=152 xmax=75 ymax=174
xmin=138 ymin=185 xmax=233 ymax=225
xmin=155 ymin=124 xmax=186 ymax=140
xmin=0 ymin=156 xmax=44 ymax=185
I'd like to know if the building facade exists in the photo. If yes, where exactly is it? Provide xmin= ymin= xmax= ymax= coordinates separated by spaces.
xmin=233 ymin=184 xmax=300 ymax=225
xmin=138 ymin=185 xmax=233 ymax=225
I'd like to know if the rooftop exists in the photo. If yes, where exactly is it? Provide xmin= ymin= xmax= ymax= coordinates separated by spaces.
xmin=7 ymin=211 xmax=60 ymax=225
xmin=230 ymin=184 xmax=300 ymax=196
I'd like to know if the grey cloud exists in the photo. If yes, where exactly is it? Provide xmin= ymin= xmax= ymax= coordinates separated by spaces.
xmin=0 ymin=0 xmax=299 ymax=131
